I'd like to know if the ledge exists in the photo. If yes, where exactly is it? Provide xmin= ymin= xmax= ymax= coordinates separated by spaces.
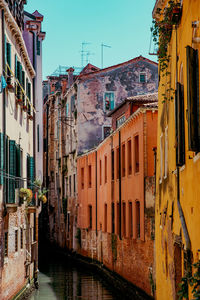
xmin=6 ymin=203 xmax=18 ymax=213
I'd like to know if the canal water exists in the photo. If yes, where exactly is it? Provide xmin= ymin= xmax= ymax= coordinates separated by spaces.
xmin=29 ymin=256 xmax=118 ymax=300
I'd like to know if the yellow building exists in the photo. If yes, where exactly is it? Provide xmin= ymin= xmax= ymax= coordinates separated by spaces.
xmin=153 ymin=0 xmax=200 ymax=299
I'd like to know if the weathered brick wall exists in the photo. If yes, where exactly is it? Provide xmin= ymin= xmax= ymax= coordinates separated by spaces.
xmin=78 ymin=218 xmax=154 ymax=297
xmin=77 ymin=57 xmax=158 ymax=154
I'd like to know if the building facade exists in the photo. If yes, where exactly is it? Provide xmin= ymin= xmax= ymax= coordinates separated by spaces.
xmin=0 ymin=1 xmax=45 ymax=299
xmin=153 ymin=0 xmax=200 ymax=299
xmin=77 ymin=95 xmax=158 ymax=296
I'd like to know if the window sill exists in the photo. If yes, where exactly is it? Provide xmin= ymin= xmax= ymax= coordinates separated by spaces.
xmin=180 ymin=165 xmax=185 ymax=172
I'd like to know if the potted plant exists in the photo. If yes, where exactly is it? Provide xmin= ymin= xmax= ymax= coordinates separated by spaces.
xmin=19 ymin=188 xmax=33 ymax=204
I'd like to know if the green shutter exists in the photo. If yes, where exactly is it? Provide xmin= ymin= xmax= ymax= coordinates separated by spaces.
xmin=186 ymin=46 xmax=200 ymax=151
xmin=110 ymin=93 xmax=115 ymax=110
xmin=27 ymin=155 xmax=34 ymax=189
xmin=16 ymin=145 xmax=21 ymax=178
xmin=15 ymin=54 xmax=18 ymax=77
xmin=0 ymin=133 xmax=4 ymax=185
xmin=22 ymin=71 xmax=25 ymax=104
xmin=9 ymin=140 xmax=16 ymax=204
xmin=175 ymin=83 xmax=185 ymax=166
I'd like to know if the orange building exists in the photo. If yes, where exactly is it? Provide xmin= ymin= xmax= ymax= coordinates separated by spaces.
xmin=77 ymin=94 xmax=158 ymax=296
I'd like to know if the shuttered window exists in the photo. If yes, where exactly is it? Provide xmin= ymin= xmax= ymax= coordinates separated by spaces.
xmin=9 ymin=140 xmax=16 ymax=204
xmin=175 ymin=83 xmax=185 ymax=166
xmin=22 ymin=71 xmax=25 ymax=104
xmin=6 ymin=42 xmax=11 ymax=84
xmin=27 ymin=155 xmax=35 ymax=189
xmin=17 ymin=61 xmax=22 ymax=99
xmin=186 ymin=46 xmax=200 ymax=152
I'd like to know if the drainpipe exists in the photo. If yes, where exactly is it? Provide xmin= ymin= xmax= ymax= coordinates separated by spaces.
xmin=95 ymin=150 xmax=97 ymax=235
xmin=119 ymin=131 xmax=122 ymax=240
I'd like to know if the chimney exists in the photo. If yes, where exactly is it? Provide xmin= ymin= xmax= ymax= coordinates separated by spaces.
xmin=66 ymin=67 xmax=74 ymax=88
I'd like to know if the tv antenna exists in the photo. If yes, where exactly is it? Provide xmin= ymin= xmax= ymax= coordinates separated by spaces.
xmin=81 ymin=42 xmax=91 ymax=67
xmin=101 ymin=43 xmax=111 ymax=69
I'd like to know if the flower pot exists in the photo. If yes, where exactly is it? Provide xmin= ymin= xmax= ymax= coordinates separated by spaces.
xmin=172 ymin=6 xmax=182 ymax=24
xmin=28 ymin=114 xmax=33 ymax=121
xmin=16 ymin=98 xmax=23 ymax=106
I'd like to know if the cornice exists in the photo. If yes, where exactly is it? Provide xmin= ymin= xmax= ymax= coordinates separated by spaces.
xmin=0 ymin=0 xmax=35 ymax=78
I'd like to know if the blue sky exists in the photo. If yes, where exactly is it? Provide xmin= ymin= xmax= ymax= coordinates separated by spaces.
xmin=25 ymin=0 xmax=157 ymax=79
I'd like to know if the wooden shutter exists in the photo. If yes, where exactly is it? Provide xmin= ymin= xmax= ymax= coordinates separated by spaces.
xmin=175 ymin=83 xmax=185 ymax=166
xmin=15 ymin=55 xmax=18 ymax=77
xmin=186 ymin=46 xmax=200 ymax=151
xmin=9 ymin=140 xmax=16 ymax=204
xmin=0 ymin=133 xmax=4 ymax=185
xmin=27 ymin=156 xmax=35 ymax=189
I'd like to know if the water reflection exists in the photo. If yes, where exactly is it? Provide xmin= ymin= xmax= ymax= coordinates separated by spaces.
xmin=29 ymin=258 xmax=116 ymax=300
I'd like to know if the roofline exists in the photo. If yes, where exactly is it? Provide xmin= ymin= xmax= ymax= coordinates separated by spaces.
xmin=107 ymin=92 xmax=158 ymax=116
xmin=78 ymin=106 xmax=158 ymax=158
xmin=24 ymin=11 xmax=36 ymax=20
xmin=78 ymin=56 xmax=158 ymax=80
xmin=0 ymin=0 xmax=35 ymax=78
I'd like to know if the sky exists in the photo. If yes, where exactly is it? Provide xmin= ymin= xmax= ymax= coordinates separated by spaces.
xmin=25 ymin=0 xmax=157 ymax=80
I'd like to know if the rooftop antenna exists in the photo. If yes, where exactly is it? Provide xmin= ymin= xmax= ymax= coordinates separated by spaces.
xmin=86 ymin=51 xmax=95 ymax=64
xmin=101 ymin=43 xmax=111 ymax=69
xmin=81 ymin=42 xmax=91 ymax=68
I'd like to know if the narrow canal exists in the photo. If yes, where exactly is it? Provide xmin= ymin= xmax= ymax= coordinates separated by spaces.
xmin=29 ymin=255 xmax=118 ymax=300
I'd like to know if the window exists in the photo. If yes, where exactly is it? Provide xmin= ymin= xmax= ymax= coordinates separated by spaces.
xmin=81 ymin=168 xmax=84 ymax=189
xmin=160 ymin=133 xmax=163 ymax=183
xmin=100 ymin=160 xmax=102 ymax=185
xmin=136 ymin=201 xmax=140 ymax=239
xmin=37 ymin=125 xmax=40 ymax=152
xmin=127 ymin=140 xmax=132 ymax=175
xmin=116 ymin=115 xmax=126 ymax=128
xmin=134 ymin=135 xmax=139 ymax=173
xmin=164 ymin=127 xmax=168 ymax=179
xmin=116 ymin=148 xmax=119 ymax=179
xmin=66 ymin=103 xmax=69 ymax=116
xmin=64 ymin=176 xmax=68 ymax=197
xmin=186 ymin=46 xmax=200 ymax=152
xmin=20 ymin=228 xmax=23 ymax=249
xmin=15 ymin=230 xmax=18 ymax=252
xmin=122 ymin=144 xmax=125 ymax=177
xmin=88 ymin=165 xmax=92 ymax=188
xmin=4 ymin=232 xmax=8 ymax=256
xmin=104 ymin=92 xmax=114 ymax=111
xmin=88 ymin=205 xmax=92 ymax=229
xmin=104 ymin=204 xmax=107 ymax=232
xmin=175 ymin=82 xmax=185 ymax=166
xmin=139 ymin=72 xmax=146 ymax=83
xmin=69 ymin=175 xmax=71 ymax=196
xmin=37 ymin=36 xmax=40 ymax=55
xmin=6 ymin=41 xmax=11 ymax=84
xmin=74 ymin=174 xmax=76 ymax=194
xmin=111 ymin=150 xmax=114 ymax=180
xmin=102 ymin=126 xmax=111 ymax=140
xmin=129 ymin=202 xmax=133 ymax=238
xmin=112 ymin=203 xmax=115 ymax=234
xmin=104 ymin=156 xmax=107 ymax=183
xmin=122 ymin=202 xmax=126 ymax=237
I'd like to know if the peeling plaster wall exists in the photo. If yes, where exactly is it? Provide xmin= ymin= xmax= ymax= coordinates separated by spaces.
xmin=77 ymin=59 xmax=158 ymax=154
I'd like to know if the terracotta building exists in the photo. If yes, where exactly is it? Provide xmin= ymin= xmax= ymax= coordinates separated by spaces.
xmin=43 ymin=58 xmax=158 ymax=253
xmin=77 ymin=93 xmax=158 ymax=296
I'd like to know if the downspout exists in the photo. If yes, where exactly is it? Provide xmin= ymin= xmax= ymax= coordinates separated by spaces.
xmin=95 ymin=150 xmax=97 ymax=235
xmin=175 ymin=26 xmax=191 ymax=252
xmin=119 ymin=131 xmax=122 ymax=240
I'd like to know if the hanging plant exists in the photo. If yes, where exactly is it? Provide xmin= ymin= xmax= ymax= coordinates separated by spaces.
xmin=19 ymin=188 xmax=33 ymax=204
xmin=151 ymin=1 xmax=182 ymax=73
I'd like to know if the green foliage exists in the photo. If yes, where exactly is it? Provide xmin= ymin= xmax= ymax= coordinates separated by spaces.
xmin=178 ymin=260 xmax=200 ymax=300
